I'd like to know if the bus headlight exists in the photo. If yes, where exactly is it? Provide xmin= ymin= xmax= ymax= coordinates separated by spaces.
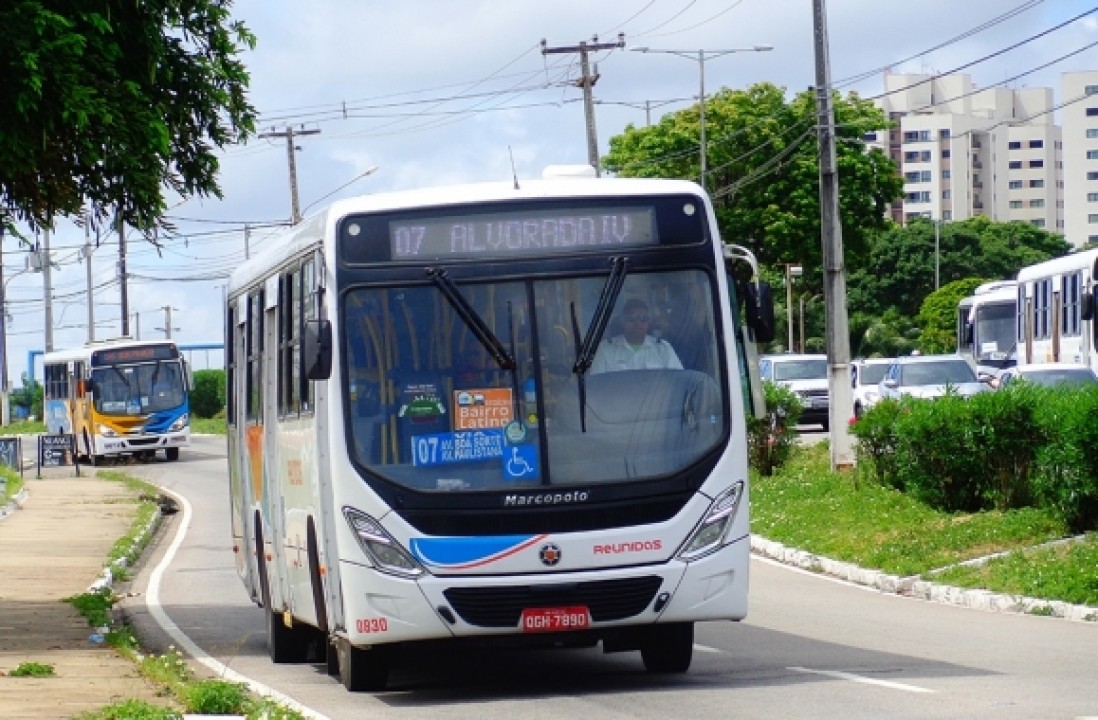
xmin=168 ymin=414 xmax=189 ymax=432
xmin=677 ymin=482 xmax=745 ymax=562
xmin=342 ymin=507 xmax=425 ymax=578
xmin=98 ymin=424 xmax=119 ymax=438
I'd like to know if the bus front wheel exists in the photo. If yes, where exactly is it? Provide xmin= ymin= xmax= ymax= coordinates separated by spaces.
xmin=640 ymin=622 xmax=694 ymax=674
xmin=165 ymin=447 xmax=180 ymax=461
xmin=336 ymin=638 xmax=393 ymax=692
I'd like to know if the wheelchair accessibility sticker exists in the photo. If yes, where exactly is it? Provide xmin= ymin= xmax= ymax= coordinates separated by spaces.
xmin=504 ymin=443 xmax=539 ymax=481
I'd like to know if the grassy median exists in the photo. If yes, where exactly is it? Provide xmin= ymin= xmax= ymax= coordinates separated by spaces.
xmin=752 ymin=443 xmax=1098 ymax=609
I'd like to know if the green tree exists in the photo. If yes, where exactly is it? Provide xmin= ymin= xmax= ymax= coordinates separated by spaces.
xmin=604 ymin=82 xmax=904 ymax=279
xmin=849 ymin=217 xmax=1070 ymax=320
xmin=0 ymin=1 xmax=256 ymax=236
xmin=190 ymin=369 xmax=226 ymax=419
xmin=916 ymin=278 xmax=986 ymax=354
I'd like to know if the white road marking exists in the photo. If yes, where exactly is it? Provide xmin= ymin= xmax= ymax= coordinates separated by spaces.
xmin=146 ymin=487 xmax=332 ymax=720
xmin=787 ymin=666 xmax=935 ymax=694
xmin=694 ymin=644 xmax=722 ymax=654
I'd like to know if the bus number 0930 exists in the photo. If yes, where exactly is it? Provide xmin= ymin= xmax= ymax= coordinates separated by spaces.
xmin=355 ymin=618 xmax=389 ymax=634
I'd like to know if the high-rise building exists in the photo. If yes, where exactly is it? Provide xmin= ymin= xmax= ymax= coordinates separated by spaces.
xmin=867 ymin=72 xmax=1070 ymax=242
xmin=1061 ymin=71 xmax=1098 ymax=247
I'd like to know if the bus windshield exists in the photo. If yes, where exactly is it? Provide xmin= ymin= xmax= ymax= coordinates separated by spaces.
xmin=975 ymin=302 xmax=1015 ymax=358
xmin=343 ymin=268 xmax=725 ymax=493
xmin=92 ymin=361 xmax=185 ymax=415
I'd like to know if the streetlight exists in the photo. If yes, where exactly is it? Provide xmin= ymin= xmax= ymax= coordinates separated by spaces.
xmin=300 ymin=166 xmax=380 ymax=220
xmin=0 ymin=262 xmax=42 ymax=426
xmin=632 ymin=45 xmax=773 ymax=191
xmin=784 ymin=263 xmax=802 ymax=353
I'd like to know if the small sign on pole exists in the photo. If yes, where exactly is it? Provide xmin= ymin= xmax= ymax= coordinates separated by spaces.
xmin=0 ymin=437 xmax=21 ymax=477
xmin=37 ymin=434 xmax=78 ymax=477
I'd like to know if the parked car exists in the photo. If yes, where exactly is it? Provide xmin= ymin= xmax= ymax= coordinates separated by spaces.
xmin=851 ymin=357 xmax=893 ymax=419
xmin=760 ymin=353 xmax=829 ymax=430
xmin=995 ymin=362 xmax=1098 ymax=389
xmin=878 ymin=353 xmax=988 ymax=402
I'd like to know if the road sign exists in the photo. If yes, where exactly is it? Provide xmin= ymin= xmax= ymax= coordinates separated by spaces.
xmin=0 ymin=437 xmax=20 ymax=472
xmin=38 ymin=434 xmax=75 ymax=468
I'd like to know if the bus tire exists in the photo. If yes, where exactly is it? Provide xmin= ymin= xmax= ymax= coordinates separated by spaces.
xmin=165 ymin=447 xmax=180 ymax=461
xmin=256 ymin=526 xmax=311 ymax=663
xmin=90 ymin=454 xmax=103 ymax=467
xmin=640 ymin=622 xmax=693 ymax=674
xmin=336 ymin=637 xmax=393 ymax=692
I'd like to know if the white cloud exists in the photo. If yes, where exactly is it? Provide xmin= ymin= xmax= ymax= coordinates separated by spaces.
xmin=6 ymin=0 xmax=1096 ymax=384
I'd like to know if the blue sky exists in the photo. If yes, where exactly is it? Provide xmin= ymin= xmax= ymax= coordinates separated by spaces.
xmin=5 ymin=0 xmax=1096 ymax=384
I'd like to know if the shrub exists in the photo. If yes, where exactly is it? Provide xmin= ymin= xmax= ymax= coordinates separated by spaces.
xmin=1032 ymin=385 xmax=1098 ymax=533
xmin=747 ymin=381 xmax=802 ymax=476
xmin=189 ymin=369 xmax=226 ymax=419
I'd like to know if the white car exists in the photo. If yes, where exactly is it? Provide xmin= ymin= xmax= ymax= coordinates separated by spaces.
xmin=878 ymin=354 xmax=989 ymax=401
xmin=995 ymin=363 xmax=1098 ymax=389
xmin=851 ymin=358 xmax=893 ymax=419
xmin=759 ymin=353 xmax=829 ymax=430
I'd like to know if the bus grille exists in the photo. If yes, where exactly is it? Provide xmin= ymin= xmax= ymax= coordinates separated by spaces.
xmin=442 ymin=575 xmax=664 ymax=628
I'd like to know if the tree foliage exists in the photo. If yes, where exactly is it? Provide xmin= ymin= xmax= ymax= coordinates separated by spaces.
xmin=603 ymin=82 xmax=904 ymax=277
xmin=190 ymin=369 xmax=226 ymax=419
xmin=849 ymin=217 xmax=1070 ymax=320
xmin=917 ymin=278 xmax=986 ymax=354
xmin=0 ymin=1 xmax=257 ymax=237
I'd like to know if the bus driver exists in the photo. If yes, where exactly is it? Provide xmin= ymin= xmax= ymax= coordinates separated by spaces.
xmin=591 ymin=298 xmax=683 ymax=374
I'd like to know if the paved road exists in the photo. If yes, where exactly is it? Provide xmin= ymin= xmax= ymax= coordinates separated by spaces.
xmin=120 ymin=436 xmax=1098 ymax=720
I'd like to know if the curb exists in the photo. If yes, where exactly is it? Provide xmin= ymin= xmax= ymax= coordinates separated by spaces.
xmin=751 ymin=535 xmax=1098 ymax=623
xmin=0 ymin=485 xmax=28 ymax=522
xmin=88 ymin=499 xmax=165 ymax=594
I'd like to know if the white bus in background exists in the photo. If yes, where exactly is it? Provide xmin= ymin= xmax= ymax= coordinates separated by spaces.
xmin=1015 ymin=248 xmax=1098 ymax=371
xmin=224 ymin=170 xmax=775 ymax=691
xmin=957 ymin=280 xmax=1017 ymax=377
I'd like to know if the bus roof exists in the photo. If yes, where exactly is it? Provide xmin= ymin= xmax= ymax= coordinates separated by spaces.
xmin=42 ymin=338 xmax=180 ymax=365
xmin=226 ymin=175 xmax=707 ymax=297
xmin=1016 ymin=248 xmax=1098 ymax=283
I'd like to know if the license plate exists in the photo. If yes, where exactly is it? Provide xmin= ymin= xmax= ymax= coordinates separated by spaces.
xmin=520 ymin=606 xmax=590 ymax=633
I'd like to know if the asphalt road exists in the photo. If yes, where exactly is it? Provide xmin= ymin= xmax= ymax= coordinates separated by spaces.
xmin=119 ymin=435 xmax=1098 ymax=720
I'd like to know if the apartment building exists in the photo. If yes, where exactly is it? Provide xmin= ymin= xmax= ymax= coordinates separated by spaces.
xmin=1061 ymin=71 xmax=1098 ymax=247
xmin=867 ymin=72 xmax=1068 ymax=241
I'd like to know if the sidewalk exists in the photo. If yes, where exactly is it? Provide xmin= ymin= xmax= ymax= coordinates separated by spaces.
xmin=0 ymin=465 xmax=169 ymax=719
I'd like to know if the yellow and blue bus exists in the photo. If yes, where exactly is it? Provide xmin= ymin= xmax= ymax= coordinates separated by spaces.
xmin=42 ymin=337 xmax=192 ymax=464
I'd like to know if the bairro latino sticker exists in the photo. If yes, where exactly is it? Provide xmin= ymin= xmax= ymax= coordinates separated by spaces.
xmin=453 ymin=387 xmax=513 ymax=429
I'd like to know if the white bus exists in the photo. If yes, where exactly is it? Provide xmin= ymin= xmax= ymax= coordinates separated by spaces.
xmin=1015 ymin=248 xmax=1098 ymax=370
xmin=956 ymin=280 xmax=1017 ymax=377
xmin=225 ymin=171 xmax=774 ymax=691
xmin=42 ymin=337 xmax=192 ymax=464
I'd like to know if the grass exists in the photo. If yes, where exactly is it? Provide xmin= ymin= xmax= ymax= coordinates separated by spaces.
xmin=190 ymin=416 xmax=226 ymax=435
xmin=1 ymin=468 xmax=22 ymax=505
xmin=7 ymin=661 xmax=56 ymax=678
xmin=64 ymin=470 xmax=306 ymax=720
xmin=752 ymin=443 xmax=1098 ymax=607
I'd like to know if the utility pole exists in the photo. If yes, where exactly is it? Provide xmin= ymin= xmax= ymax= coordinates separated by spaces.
xmin=541 ymin=34 xmax=625 ymax=176
xmin=813 ymin=0 xmax=854 ymax=470
xmin=42 ymin=228 xmax=54 ymax=353
xmin=84 ymin=222 xmax=95 ymax=344
xmin=157 ymin=306 xmax=179 ymax=339
xmin=260 ymin=125 xmax=321 ymax=224
xmin=118 ymin=215 xmax=130 ymax=337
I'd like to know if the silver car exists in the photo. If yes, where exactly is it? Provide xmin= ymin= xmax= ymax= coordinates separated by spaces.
xmin=879 ymin=354 xmax=988 ymax=401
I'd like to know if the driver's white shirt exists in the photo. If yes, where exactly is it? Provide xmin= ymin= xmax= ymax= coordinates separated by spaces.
xmin=591 ymin=334 xmax=683 ymax=374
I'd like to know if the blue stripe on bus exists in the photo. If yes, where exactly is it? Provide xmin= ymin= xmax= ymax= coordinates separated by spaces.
xmin=410 ymin=534 xmax=546 ymax=568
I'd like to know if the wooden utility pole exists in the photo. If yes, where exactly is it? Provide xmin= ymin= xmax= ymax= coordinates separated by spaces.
xmin=541 ymin=34 xmax=625 ymax=176
xmin=813 ymin=0 xmax=854 ymax=469
xmin=259 ymin=126 xmax=321 ymax=224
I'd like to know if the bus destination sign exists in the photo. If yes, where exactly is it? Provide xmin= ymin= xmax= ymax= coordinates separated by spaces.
xmin=389 ymin=207 xmax=657 ymax=260
xmin=94 ymin=345 xmax=178 ymax=365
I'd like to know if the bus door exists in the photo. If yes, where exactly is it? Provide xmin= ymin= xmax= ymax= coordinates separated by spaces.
xmin=228 ymin=297 xmax=256 ymax=594
xmin=260 ymin=277 xmax=292 ymax=609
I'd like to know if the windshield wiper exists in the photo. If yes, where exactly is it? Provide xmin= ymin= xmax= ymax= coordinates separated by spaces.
xmin=427 ymin=268 xmax=516 ymax=370
xmin=570 ymin=256 xmax=629 ymax=432
xmin=572 ymin=256 xmax=628 ymax=376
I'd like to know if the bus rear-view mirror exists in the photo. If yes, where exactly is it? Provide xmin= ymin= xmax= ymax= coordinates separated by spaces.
xmin=304 ymin=318 xmax=333 ymax=380
xmin=745 ymin=280 xmax=776 ymax=343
